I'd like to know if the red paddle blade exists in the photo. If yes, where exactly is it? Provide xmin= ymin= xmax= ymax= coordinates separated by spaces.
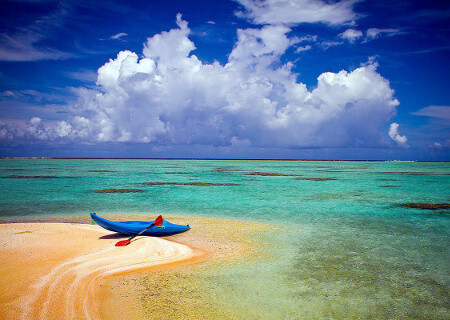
xmin=115 ymin=239 xmax=131 ymax=247
xmin=154 ymin=215 xmax=163 ymax=226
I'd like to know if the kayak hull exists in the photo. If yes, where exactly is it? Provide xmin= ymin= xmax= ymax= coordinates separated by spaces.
xmin=90 ymin=213 xmax=190 ymax=236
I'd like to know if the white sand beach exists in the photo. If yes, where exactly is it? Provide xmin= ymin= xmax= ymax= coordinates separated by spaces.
xmin=0 ymin=223 xmax=196 ymax=320
xmin=0 ymin=215 xmax=270 ymax=319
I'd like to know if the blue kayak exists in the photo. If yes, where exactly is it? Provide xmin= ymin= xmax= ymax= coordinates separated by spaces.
xmin=90 ymin=213 xmax=190 ymax=236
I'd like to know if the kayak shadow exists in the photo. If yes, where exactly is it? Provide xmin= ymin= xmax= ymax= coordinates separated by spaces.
xmin=99 ymin=233 xmax=127 ymax=240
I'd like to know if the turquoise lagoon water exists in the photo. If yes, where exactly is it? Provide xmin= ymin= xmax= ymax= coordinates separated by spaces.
xmin=0 ymin=159 xmax=449 ymax=318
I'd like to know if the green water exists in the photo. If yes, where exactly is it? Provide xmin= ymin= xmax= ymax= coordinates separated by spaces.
xmin=0 ymin=159 xmax=449 ymax=318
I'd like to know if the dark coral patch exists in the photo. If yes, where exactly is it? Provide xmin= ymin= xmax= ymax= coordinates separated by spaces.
xmin=188 ymin=182 xmax=237 ymax=186
xmin=141 ymin=182 xmax=174 ymax=186
xmin=247 ymin=172 xmax=301 ymax=177
xmin=159 ymin=172 xmax=191 ymax=175
xmin=88 ymin=170 xmax=116 ymax=173
xmin=141 ymin=182 xmax=239 ymax=186
xmin=94 ymin=189 xmax=144 ymax=193
xmin=398 ymin=172 xmax=447 ymax=176
xmin=401 ymin=203 xmax=450 ymax=210
xmin=296 ymin=177 xmax=337 ymax=181
xmin=376 ymin=178 xmax=398 ymax=181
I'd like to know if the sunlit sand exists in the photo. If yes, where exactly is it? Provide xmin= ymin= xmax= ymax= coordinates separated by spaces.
xmin=0 ymin=223 xmax=195 ymax=320
xmin=0 ymin=216 xmax=268 ymax=319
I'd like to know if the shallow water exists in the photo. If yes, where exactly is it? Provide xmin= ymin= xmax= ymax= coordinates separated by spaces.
xmin=0 ymin=159 xmax=449 ymax=318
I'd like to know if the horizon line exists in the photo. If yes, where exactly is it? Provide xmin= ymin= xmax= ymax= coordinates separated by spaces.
xmin=1 ymin=157 xmax=448 ymax=162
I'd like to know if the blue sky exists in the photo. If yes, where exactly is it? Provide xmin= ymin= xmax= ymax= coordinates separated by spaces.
xmin=0 ymin=0 xmax=448 ymax=160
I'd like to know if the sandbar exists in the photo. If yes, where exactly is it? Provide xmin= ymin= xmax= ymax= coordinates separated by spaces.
xmin=0 ymin=222 xmax=195 ymax=320
xmin=0 ymin=216 xmax=269 ymax=319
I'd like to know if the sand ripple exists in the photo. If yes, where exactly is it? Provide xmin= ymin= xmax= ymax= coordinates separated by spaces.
xmin=0 ymin=223 xmax=193 ymax=320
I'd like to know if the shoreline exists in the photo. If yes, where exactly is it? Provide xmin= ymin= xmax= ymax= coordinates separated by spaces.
xmin=0 ymin=215 xmax=270 ymax=319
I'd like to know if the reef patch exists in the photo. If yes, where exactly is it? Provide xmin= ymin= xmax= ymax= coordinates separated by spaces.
xmin=159 ymin=172 xmax=192 ymax=175
xmin=141 ymin=182 xmax=239 ymax=186
xmin=94 ymin=189 xmax=144 ymax=193
xmin=246 ymin=172 xmax=301 ymax=177
xmin=401 ymin=203 xmax=450 ymax=210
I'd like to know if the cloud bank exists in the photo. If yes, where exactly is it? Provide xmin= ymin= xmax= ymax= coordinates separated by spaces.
xmin=1 ymin=13 xmax=402 ymax=150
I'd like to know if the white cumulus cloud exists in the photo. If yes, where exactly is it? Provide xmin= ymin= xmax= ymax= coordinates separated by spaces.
xmin=339 ymin=29 xmax=363 ymax=43
xmin=389 ymin=122 xmax=408 ymax=148
xmin=1 ymin=14 xmax=401 ymax=150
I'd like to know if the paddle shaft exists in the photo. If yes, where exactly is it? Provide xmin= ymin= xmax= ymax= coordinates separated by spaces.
xmin=127 ymin=222 xmax=156 ymax=242
xmin=115 ymin=215 xmax=163 ymax=246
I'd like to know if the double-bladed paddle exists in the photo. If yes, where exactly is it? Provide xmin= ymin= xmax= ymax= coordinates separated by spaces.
xmin=115 ymin=215 xmax=163 ymax=247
